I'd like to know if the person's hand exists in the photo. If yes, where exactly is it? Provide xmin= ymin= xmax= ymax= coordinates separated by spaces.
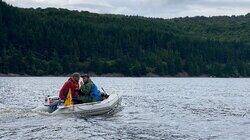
xmin=80 ymin=81 xmax=84 ymax=86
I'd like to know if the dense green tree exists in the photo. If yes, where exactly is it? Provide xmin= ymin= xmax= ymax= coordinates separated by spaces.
xmin=0 ymin=1 xmax=249 ymax=77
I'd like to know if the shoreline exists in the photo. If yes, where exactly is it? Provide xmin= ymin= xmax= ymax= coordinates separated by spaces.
xmin=0 ymin=73 xmax=249 ymax=78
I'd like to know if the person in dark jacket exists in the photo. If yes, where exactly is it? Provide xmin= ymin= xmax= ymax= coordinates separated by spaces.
xmin=59 ymin=72 xmax=80 ymax=104
xmin=79 ymin=74 xmax=102 ymax=103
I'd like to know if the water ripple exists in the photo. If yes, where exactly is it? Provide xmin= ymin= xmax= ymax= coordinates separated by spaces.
xmin=0 ymin=77 xmax=250 ymax=139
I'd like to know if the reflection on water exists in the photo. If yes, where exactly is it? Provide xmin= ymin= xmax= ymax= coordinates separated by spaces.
xmin=0 ymin=77 xmax=250 ymax=139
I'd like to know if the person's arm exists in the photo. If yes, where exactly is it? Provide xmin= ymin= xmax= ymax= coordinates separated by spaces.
xmin=90 ymin=84 xmax=102 ymax=101
xmin=80 ymin=82 xmax=92 ymax=95
xmin=59 ymin=83 xmax=69 ymax=100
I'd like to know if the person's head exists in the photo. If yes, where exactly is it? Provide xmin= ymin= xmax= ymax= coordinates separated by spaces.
xmin=81 ymin=74 xmax=90 ymax=83
xmin=71 ymin=72 xmax=80 ymax=82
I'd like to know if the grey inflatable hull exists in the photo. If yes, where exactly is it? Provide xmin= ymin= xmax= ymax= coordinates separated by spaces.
xmin=33 ymin=94 xmax=121 ymax=116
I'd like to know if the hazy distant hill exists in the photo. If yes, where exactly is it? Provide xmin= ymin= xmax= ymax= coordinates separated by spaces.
xmin=0 ymin=1 xmax=249 ymax=77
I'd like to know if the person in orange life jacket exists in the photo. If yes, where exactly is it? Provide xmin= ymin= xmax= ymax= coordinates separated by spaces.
xmin=59 ymin=72 xmax=81 ymax=104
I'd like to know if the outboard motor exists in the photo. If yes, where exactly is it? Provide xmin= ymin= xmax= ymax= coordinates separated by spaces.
xmin=44 ymin=96 xmax=62 ymax=113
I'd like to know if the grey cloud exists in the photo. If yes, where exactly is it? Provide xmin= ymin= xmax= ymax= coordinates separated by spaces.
xmin=195 ymin=0 xmax=250 ymax=8
xmin=68 ymin=3 xmax=112 ymax=12
xmin=3 ymin=0 xmax=250 ymax=18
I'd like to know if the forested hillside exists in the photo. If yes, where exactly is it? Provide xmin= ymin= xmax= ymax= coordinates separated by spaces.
xmin=0 ymin=1 xmax=249 ymax=77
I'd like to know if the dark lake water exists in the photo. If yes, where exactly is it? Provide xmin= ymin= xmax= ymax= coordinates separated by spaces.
xmin=0 ymin=77 xmax=249 ymax=139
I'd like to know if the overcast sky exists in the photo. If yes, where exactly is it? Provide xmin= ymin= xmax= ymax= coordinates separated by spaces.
xmin=3 ymin=0 xmax=250 ymax=18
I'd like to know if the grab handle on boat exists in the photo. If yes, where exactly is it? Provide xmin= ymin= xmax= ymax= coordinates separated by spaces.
xmin=101 ymin=87 xmax=107 ymax=94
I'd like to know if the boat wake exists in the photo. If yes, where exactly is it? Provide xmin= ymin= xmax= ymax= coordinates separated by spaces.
xmin=0 ymin=106 xmax=37 ymax=119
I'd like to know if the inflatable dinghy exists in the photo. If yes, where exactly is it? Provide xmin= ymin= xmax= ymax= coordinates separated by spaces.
xmin=33 ymin=94 xmax=121 ymax=115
